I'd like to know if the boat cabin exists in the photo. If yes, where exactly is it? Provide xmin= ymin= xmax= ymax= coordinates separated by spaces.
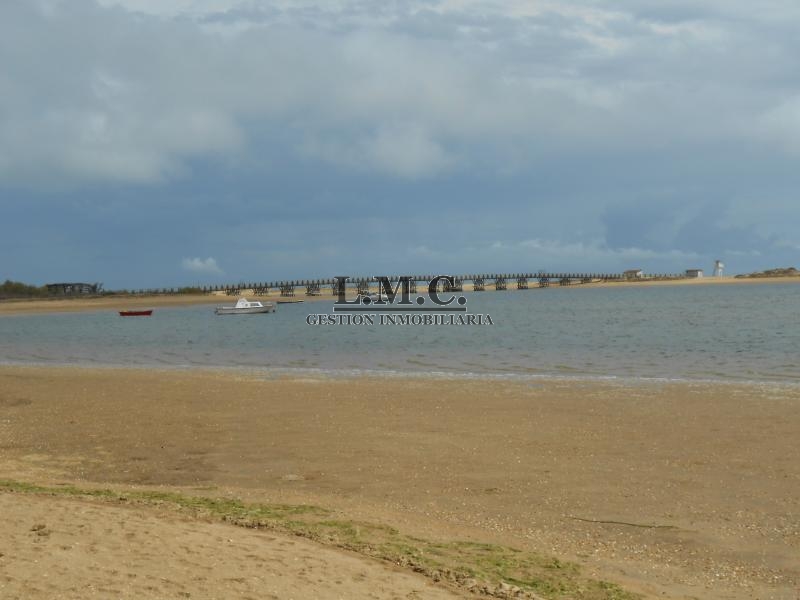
xmin=234 ymin=298 xmax=264 ymax=308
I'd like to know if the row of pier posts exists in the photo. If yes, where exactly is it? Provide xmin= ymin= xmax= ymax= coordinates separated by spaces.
xmin=125 ymin=272 xmax=670 ymax=296
xmin=215 ymin=277 xmax=585 ymax=297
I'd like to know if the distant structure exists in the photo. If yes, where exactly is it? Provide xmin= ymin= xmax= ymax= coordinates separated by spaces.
xmin=45 ymin=282 xmax=102 ymax=295
xmin=685 ymin=269 xmax=704 ymax=278
xmin=623 ymin=268 xmax=644 ymax=279
xmin=713 ymin=260 xmax=724 ymax=277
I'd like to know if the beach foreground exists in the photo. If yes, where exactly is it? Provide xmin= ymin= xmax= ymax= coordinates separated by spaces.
xmin=0 ymin=366 xmax=798 ymax=599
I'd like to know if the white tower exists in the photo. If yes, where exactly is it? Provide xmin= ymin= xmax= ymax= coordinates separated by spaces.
xmin=713 ymin=260 xmax=724 ymax=277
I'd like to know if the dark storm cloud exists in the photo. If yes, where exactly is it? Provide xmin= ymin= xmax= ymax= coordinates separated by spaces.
xmin=1 ymin=0 xmax=799 ymax=287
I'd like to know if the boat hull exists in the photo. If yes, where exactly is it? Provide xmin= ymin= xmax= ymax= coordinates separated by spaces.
xmin=119 ymin=310 xmax=153 ymax=316
xmin=214 ymin=305 xmax=275 ymax=315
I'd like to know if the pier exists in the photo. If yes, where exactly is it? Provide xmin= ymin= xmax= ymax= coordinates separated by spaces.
xmin=126 ymin=271 xmax=687 ymax=296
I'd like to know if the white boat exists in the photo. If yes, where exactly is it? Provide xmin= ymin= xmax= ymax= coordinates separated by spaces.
xmin=214 ymin=298 xmax=276 ymax=315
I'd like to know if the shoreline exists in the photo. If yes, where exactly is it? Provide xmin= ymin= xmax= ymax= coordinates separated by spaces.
xmin=1 ymin=364 xmax=798 ymax=599
xmin=1 ymin=358 xmax=799 ymax=389
xmin=1 ymin=275 xmax=798 ymax=316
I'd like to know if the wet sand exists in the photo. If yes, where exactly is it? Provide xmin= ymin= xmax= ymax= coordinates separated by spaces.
xmin=0 ymin=366 xmax=798 ymax=598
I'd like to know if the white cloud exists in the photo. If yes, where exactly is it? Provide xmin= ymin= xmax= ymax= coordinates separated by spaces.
xmin=181 ymin=257 xmax=223 ymax=274
xmin=2 ymin=0 xmax=800 ymax=188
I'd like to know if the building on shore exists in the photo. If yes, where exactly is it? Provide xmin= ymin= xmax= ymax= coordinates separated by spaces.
xmin=685 ymin=269 xmax=704 ymax=278
xmin=45 ymin=282 xmax=102 ymax=295
xmin=623 ymin=269 xmax=644 ymax=279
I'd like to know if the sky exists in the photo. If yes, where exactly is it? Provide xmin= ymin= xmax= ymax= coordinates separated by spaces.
xmin=1 ymin=0 xmax=799 ymax=289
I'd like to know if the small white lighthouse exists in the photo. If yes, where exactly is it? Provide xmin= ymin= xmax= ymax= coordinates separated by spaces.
xmin=713 ymin=260 xmax=724 ymax=277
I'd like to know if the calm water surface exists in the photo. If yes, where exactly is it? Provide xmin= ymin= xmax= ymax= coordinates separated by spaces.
xmin=1 ymin=284 xmax=798 ymax=383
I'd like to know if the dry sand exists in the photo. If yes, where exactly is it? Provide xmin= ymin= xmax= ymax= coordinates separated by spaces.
xmin=0 ymin=493 xmax=460 ymax=600
xmin=0 ymin=293 xmax=231 ymax=316
xmin=1 ymin=366 xmax=798 ymax=599
xmin=1 ymin=276 xmax=797 ymax=315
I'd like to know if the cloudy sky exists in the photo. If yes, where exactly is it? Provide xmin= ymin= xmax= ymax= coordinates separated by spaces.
xmin=2 ymin=0 xmax=799 ymax=288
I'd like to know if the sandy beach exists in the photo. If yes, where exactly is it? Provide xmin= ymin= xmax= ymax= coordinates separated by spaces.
xmin=1 ymin=366 xmax=798 ymax=599
xmin=0 ymin=293 xmax=230 ymax=316
xmin=0 ymin=492 xmax=461 ymax=600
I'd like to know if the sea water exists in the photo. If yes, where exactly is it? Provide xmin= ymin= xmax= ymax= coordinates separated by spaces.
xmin=1 ymin=283 xmax=798 ymax=383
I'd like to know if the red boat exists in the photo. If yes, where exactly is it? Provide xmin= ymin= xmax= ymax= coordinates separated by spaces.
xmin=119 ymin=309 xmax=153 ymax=317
